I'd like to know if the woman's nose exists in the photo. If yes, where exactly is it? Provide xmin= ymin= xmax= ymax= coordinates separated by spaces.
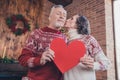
xmin=66 ymin=19 xmax=69 ymax=22
xmin=65 ymin=20 xmax=68 ymax=24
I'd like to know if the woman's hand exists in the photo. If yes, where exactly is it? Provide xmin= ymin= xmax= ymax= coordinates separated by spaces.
xmin=80 ymin=54 xmax=94 ymax=69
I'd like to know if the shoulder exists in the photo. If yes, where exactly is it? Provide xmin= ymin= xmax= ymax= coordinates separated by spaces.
xmin=83 ymin=35 xmax=99 ymax=45
xmin=81 ymin=35 xmax=94 ymax=41
xmin=26 ymin=29 xmax=42 ymax=41
xmin=86 ymin=35 xmax=97 ymax=41
xmin=30 ymin=28 xmax=42 ymax=36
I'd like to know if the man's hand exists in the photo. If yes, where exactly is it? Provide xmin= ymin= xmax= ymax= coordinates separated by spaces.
xmin=40 ymin=49 xmax=55 ymax=65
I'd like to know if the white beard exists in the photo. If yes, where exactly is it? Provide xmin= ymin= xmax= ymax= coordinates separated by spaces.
xmin=55 ymin=22 xmax=64 ymax=28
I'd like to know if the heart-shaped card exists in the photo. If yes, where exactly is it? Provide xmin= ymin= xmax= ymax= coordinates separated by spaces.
xmin=50 ymin=38 xmax=86 ymax=73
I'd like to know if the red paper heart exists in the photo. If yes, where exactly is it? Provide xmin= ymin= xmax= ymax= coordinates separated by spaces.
xmin=50 ymin=38 xmax=86 ymax=73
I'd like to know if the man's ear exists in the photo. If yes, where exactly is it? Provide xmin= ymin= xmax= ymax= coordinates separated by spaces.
xmin=48 ymin=15 xmax=51 ymax=21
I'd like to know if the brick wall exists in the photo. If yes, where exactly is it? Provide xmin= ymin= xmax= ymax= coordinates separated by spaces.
xmin=41 ymin=0 xmax=116 ymax=80
xmin=65 ymin=0 xmax=107 ymax=80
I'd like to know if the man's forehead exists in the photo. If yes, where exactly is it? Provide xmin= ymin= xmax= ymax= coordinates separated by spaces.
xmin=54 ymin=7 xmax=66 ymax=13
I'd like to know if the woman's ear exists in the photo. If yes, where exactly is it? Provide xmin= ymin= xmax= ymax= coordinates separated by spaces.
xmin=75 ymin=24 xmax=78 ymax=29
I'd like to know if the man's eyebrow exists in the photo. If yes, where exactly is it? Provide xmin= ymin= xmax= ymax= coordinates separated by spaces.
xmin=57 ymin=10 xmax=66 ymax=14
xmin=57 ymin=11 xmax=61 ymax=13
xmin=56 ymin=11 xmax=66 ymax=16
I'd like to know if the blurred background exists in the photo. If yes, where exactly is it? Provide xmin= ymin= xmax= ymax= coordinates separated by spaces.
xmin=0 ymin=0 xmax=119 ymax=80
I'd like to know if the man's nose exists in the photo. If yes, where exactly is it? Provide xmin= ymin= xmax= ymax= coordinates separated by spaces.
xmin=60 ymin=14 xmax=65 ymax=19
xmin=60 ymin=16 xmax=64 ymax=19
xmin=66 ymin=19 xmax=69 ymax=22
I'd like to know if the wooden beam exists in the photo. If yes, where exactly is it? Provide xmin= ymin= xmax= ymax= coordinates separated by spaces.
xmin=48 ymin=0 xmax=73 ymax=7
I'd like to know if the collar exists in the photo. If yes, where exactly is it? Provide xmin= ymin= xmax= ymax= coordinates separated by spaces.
xmin=68 ymin=29 xmax=81 ymax=41
xmin=41 ymin=27 xmax=61 ymax=34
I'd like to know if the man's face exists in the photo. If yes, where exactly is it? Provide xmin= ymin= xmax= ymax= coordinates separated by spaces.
xmin=64 ymin=15 xmax=79 ymax=29
xmin=49 ymin=7 xmax=67 ymax=29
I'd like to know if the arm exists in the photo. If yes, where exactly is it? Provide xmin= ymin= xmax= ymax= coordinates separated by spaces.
xmin=18 ymin=30 xmax=54 ymax=68
xmin=79 ymin=35 xmax=111 ymax=70
xmin=18 ymin=48 xmax=42 ymax=68
xmin=79 ymin=52 xmax=111 ymax=71
xmin=18 ymin=48 xmax=54 ymax=68
xmin=93 ymin=51 xmax=111 ymax=71
xmin=91 ymin=36 xmax=111 ymax=71
xmin=18 ymin=30 xmax=43 ymax=68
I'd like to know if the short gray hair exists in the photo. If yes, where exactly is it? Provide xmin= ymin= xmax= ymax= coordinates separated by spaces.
xmin=49 ymin=5 xmax=67 ymax=17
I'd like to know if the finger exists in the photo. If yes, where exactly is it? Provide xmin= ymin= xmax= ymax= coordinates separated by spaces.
xmin=87 ymin=59 xmax=94 ymax=62
xmin=84 ymin=54 xmax=89 ymax=60
xmin=87 ymin=58 xmax=94 ymax=63
xmin=83 ymin=59 xmax=94 ymax=65
xmin=45 ymin=47 xmax=50 ymax=51
xmin=86 ymin=62 xmax=93 ymax=65
xmin=82 ymin=61 xmax=88 ymax=65
xmin=82 ymin=54 xmax=87 ymax=60
xmin=42 ymin=52 xmax=54 ymax=61
xmin=84 ymin=61 xmax=94 ymax=67
xmin=87 ymin=56 xmax=93 ymax=60
xmin=84 ymin=54 xmax=87 ymax=58
xmin=45 ymin=54 xmax=54 ymax=61
xmin=44 ymin=56 xmax=52 ymax=62
xmin=87 ymin=64 xmax=94 ymax=69
xmin=46 ymin=51 xmax=55 ymax=59
xmin=44 ymin=50 xmax=54 ymax=57
xmin=81 ymin=60 xmax=93 ymax=65
xmin=42 ymin=60 xmax=46 ymax=65
xmin=80 ymin=57 xmax=84 ymax=62
xmin=40 ymin=58 xmax=46 ymax=65
xmin=48 ymin=49 xmax=55 ymax=57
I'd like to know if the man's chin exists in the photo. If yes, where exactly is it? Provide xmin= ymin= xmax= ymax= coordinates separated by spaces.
xmin=55 ymin=23 xmax=64 ymax=28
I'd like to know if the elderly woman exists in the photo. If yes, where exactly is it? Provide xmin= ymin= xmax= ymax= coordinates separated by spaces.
xmin=64 ymin=15 xmax=111 ymax=80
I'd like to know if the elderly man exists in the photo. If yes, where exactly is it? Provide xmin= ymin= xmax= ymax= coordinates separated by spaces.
xmin=18 ymin=5 xmax=67 ymax=80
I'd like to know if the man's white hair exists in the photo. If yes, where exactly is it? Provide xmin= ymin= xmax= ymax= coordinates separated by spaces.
xmin=49 ymin=5 xmax=67 ymax=19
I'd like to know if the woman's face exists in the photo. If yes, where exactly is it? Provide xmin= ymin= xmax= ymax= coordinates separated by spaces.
xmin=64 ymin=15 xmax=79 ymax=29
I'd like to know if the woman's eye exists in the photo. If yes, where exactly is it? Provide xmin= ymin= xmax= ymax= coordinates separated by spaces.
xmin=71 ymin=18 xmax=73 ymax=20
xmin=63 ymin=15 xmax=66 ymax=17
